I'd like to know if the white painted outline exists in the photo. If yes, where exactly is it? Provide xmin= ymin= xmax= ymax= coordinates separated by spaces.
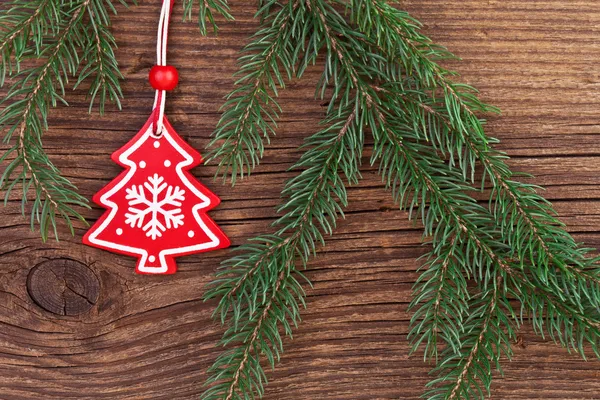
xmin=87 ymin=122 xmax=221 ymax=274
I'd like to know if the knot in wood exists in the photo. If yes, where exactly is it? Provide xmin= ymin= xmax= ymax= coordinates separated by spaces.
xmin=27 ymin=259 xmax=100 ymax=316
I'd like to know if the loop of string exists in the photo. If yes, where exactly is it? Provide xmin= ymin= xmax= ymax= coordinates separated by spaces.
xmin=152 ymin=0 xmax=175 ymax=137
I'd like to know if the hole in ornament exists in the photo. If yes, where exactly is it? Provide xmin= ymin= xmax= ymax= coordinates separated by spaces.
xmin=164 ymin=160 xmax=171 ymax=167
xmin=154 ymin=141 xmax=160 ymax=149
xmin=139 ymin=161 xmax=147 ymax=169
xmin=116 ymin=228 xmax=123 ymax=235
xmin=27 ymin=259 xmax=99 ymax=316
xmin=149 ymin=255 xmax=156 ymax=262
xmin=188 ymin=230 xmax=195 ymax=238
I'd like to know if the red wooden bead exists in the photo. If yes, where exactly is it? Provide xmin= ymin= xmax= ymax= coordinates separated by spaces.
xmin=149 ymin=65 xmax=179 ymax=91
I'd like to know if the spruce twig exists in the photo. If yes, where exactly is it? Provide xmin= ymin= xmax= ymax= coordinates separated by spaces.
xmin=0 ymin=0 xmax=134 ymax=239
xmin=355 ymin=0 xmax=600 ymax=310
xmin=427 ymin=276 xmax=514 ymax=400
xmin=206 ymin=1 xmax=310 ymax=184
xmin=2 ymin=0 xmax=93 ymax=240
xmin=204 ymin=1 xmax=600 ymax=399
xmin=203 ymin=102 xmax=363 ymax=399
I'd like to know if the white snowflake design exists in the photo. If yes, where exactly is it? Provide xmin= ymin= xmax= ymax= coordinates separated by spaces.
xmin=124 ymin=173 xmax=186 ymax=240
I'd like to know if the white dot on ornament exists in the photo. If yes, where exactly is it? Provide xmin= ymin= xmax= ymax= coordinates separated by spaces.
xmin=188 ymin=230 xmax=195 ymax=238
xmin=149 ymin=255 xmax=156 ymax=262
xmin=164 ymin=160 xmax=171 ymax=167
xmin=139 ymin=161 xmax=146 ymax=169
xmin=153 ymin=141 xmax=160 ymax=149
xmin=116 ymin=228 xmax=123 ymax=235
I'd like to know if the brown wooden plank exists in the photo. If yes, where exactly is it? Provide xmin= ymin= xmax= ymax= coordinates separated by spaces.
xmin=1 ymin=0 xmax=600 ymax=399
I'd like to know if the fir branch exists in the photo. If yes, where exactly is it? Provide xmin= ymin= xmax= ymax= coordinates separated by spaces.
xmin=205 ymin=2 xmax=600 ymax=398
xmin=306 ymin=0 xmax=380 ymax=113
xmin=371 ymin=86 xmax=512 ymax=286
xmin=224 ymin=266 xmax=291 ymax=400
xmin=426 ymin=277 xmax=515 ymax=400
xmin=204 ymin=260 xmax=303 ymax=400
xmin=428 ymin=268 xmax=600 ymax=399
xmin=391 ymin=71 xmax=600 ymax=312
xmin=401 ymin=158 xmax=600 ymax=396
xmin=372 ymin=101 xmax=521 ymax=367
xmin=203 ymin=102 xmax=364 ymax=399
xmin=207 ymin=4 xmax=515 ymax=391
xmin=204 ymin=14 xmax=379 ymax=397
xmin=344 ymin=0 xmax=493 ymax=177
xmin=1 ymin=0 xmax=91 ymax=240
xmin=373 ymin=57 xmax=600 ymax=392
xmin=209 ymin=104 xmax=363 ymax=316
xmin=380 ymin=76 xmax=600 ymax=314
xmin=206 ymin=1 xmax=309 ymax=184
xmin=351 ymin=0 xmax=600 ymax=311
xmin=504 ymin=266 xmax=600 ymax=358
xmin=0 ymin=0 xmax=131 ymax=239
xmin=409 ymin=236 xmax=469 ymax=362
xmin=344 ymin=0 xmax=600 ymax=359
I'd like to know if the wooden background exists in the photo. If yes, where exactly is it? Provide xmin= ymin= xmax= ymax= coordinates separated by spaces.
xmin=1 ymin=1 xmax=600 ymax=398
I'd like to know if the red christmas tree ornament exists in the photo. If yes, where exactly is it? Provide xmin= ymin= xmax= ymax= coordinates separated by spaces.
xmin=83 ymin=0 xmax=229 ymax=274
xmin=83 ymin=115 xmax=229 ymax=274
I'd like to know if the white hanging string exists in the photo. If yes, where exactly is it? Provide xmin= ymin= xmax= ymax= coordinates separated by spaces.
xmin=152 ymin=0 xmax=173 ymax=137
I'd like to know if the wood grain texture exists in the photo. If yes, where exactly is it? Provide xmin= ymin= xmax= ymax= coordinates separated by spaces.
xmin=1 ymin=0 xmax=600 ymax=398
